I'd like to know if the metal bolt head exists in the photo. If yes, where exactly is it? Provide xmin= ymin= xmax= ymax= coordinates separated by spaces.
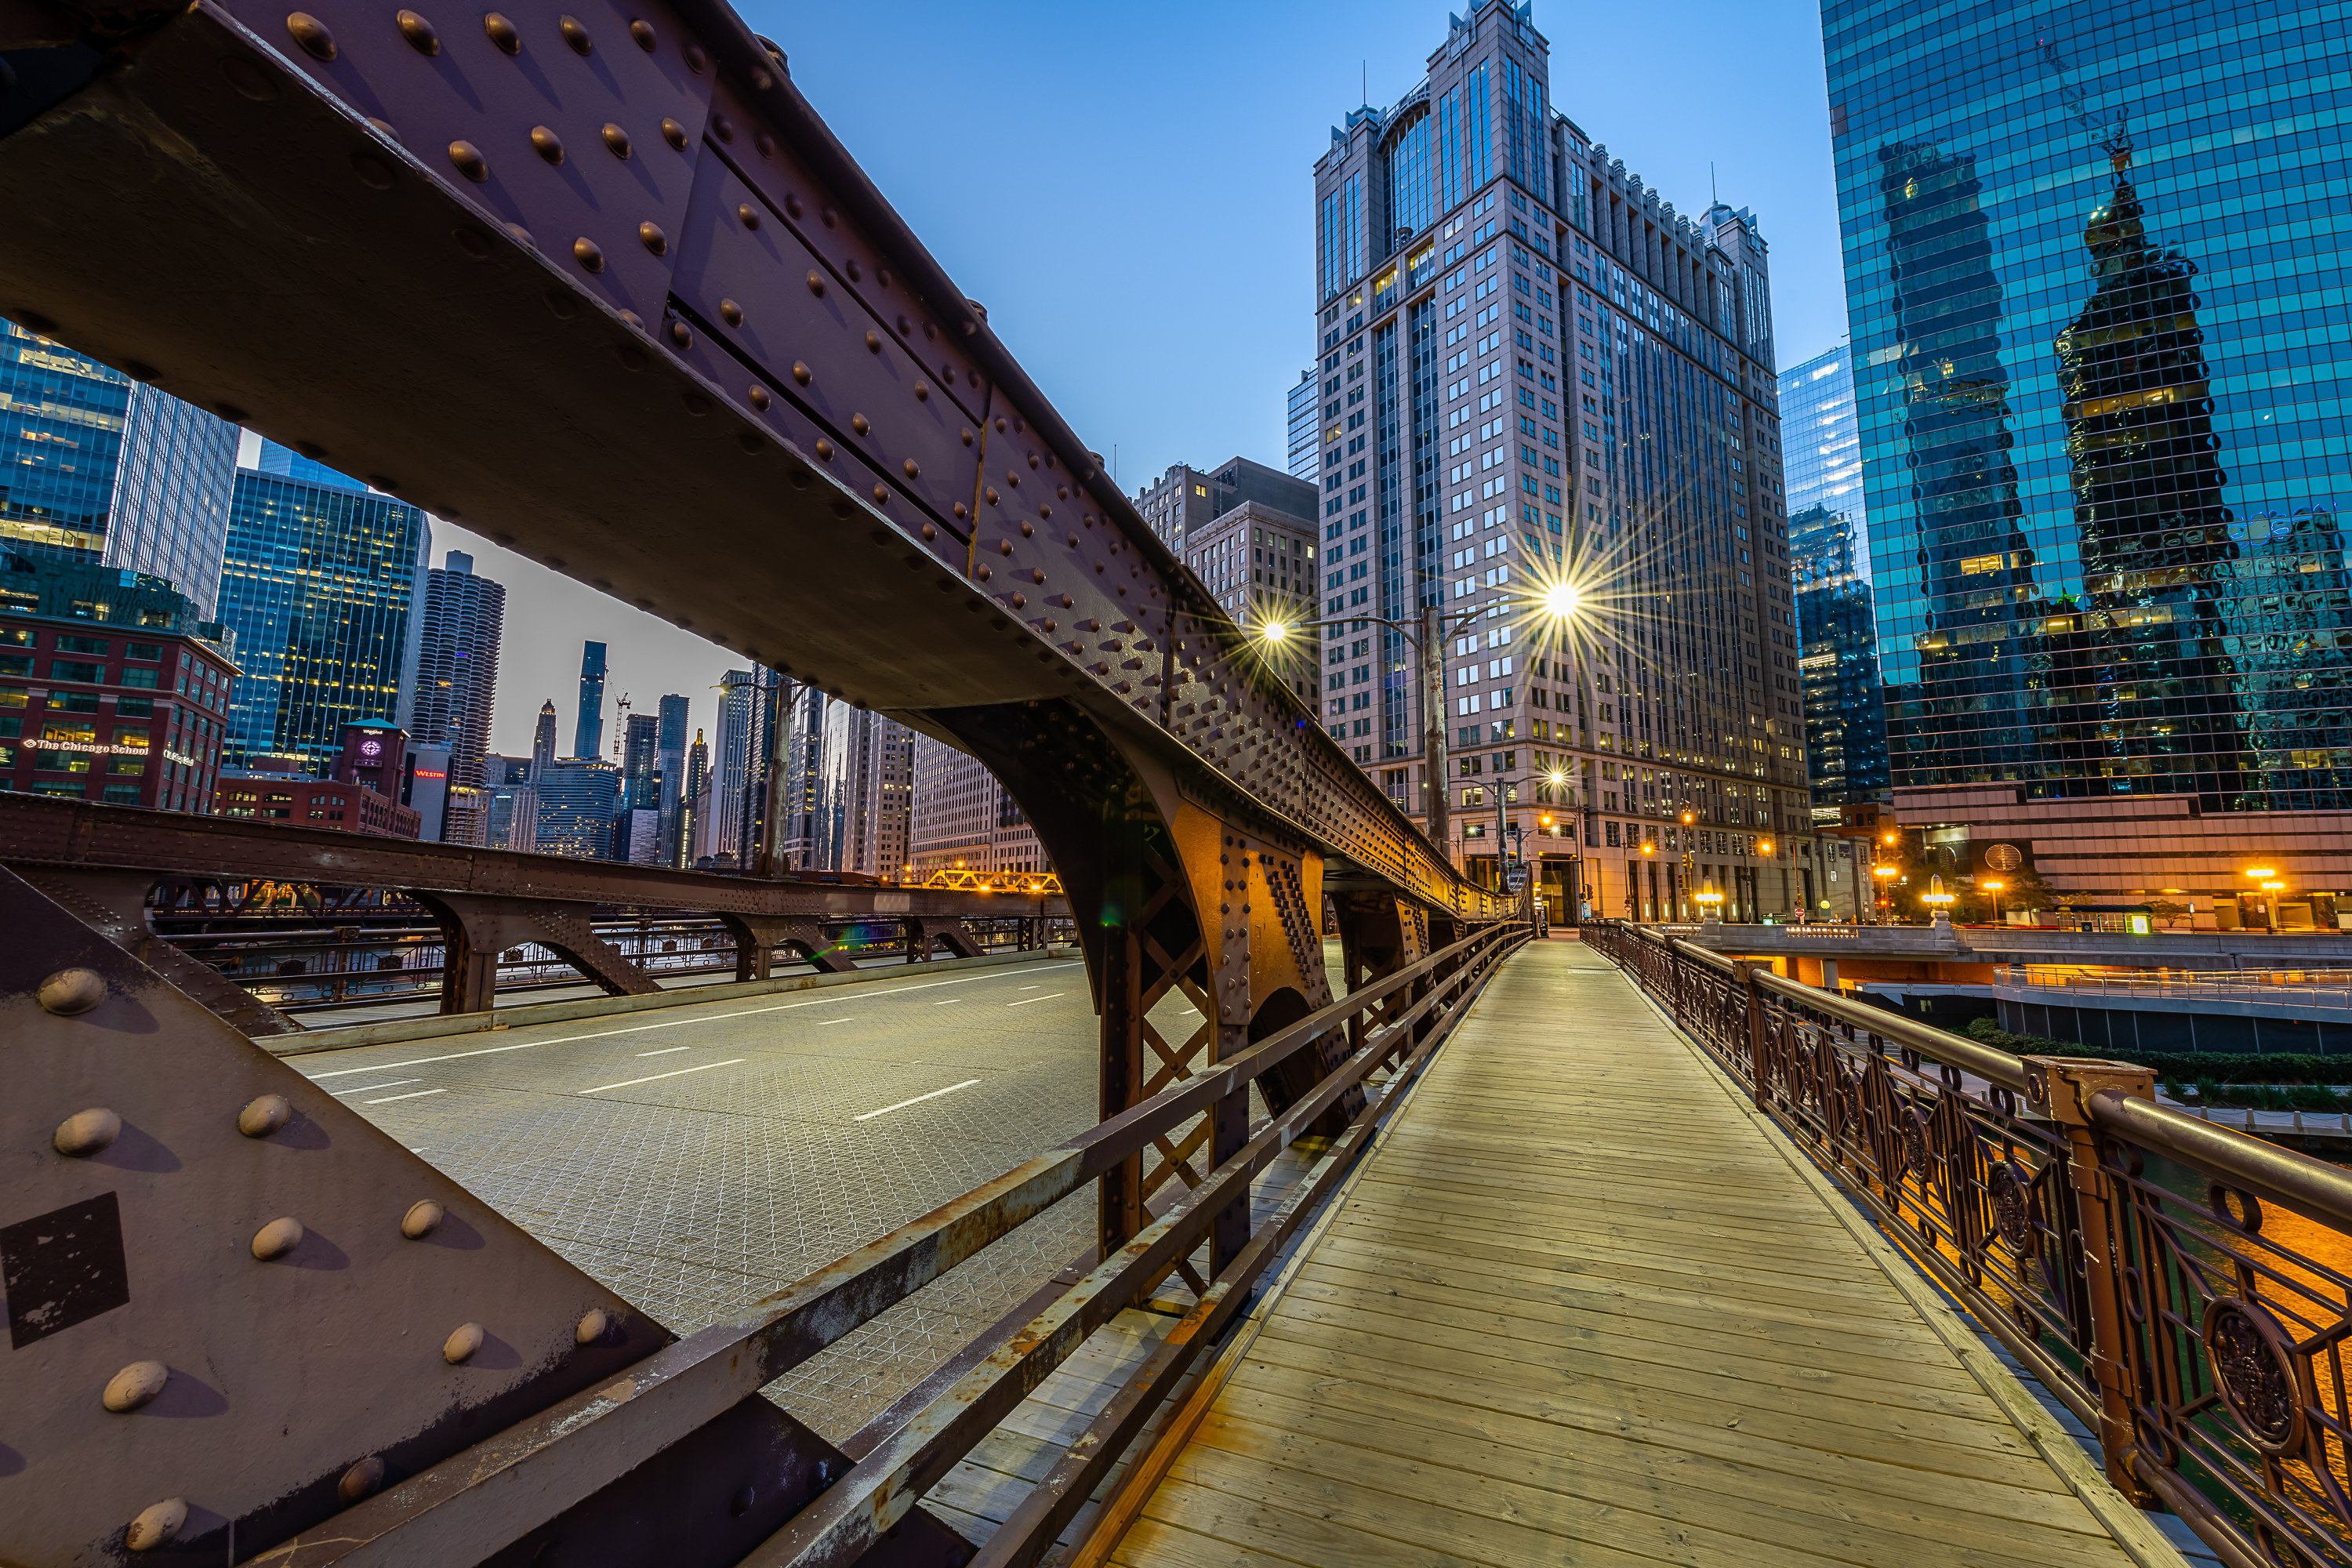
xmin=394 ymin=9 xmax=437 ymax=53
xmin=238 ymin=1094 xmax=292 ymax=1138
xmin=125 ymin=1498 xmax=187 ymax=1552
xmin=103 ymin=1359 xmax=170 ymax=1413
xmin=38 ymin=967 xmax=106 ymax=1015
xmin=482 ymin=10 xmax=519 ymax=52
xmin=339 ymin=1455 xmax=387 ymax=1502
xmin=558 ymin=13 xmax=590 ymax=53
xmin=250 ymin=1216 xmax=304 ymax=1261
xmin=53 ymin=1107 xmax=122 ymax=1158
xmin=401 ymin=1199 xmax=445 ymax=1240
xmin=443 ymin=1322 xmax=485 ymax=1363
xmin=529 ymin=125 xmax=563 ymax=164
xmin=285 ymin=11 xmax=336 ymax=60
xmin=664 ymin=117 xmax=689 ymax=151
xmin=576 ymin=1308 xmax=614 ymax=1345
xmin=601 ymin=122 xmax=630 ymax=158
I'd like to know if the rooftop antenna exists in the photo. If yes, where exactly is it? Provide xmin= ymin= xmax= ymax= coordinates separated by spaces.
xmin=1711 ymin=162 xmax=1718 ymax=206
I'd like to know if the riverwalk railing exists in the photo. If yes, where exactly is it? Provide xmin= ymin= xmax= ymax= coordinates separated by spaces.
xmin=1587 ymin=919 xmax=2352 ymax=1568
xmin=1996 ymin=964 xmax=2352 ymax=1014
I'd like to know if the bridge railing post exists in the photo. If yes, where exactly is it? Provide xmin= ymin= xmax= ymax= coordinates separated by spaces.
xmin=1739 ymin=960 xmax=1770 ymax=1109
xmin=2025 ymin=1058 xmax=2161 ymax=1509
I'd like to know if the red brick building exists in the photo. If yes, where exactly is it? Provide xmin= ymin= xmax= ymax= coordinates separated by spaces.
xmin=0 ymin=589 xmax=238 ymax=812
xmin=214 ymin=722 xmax=423 ymax=837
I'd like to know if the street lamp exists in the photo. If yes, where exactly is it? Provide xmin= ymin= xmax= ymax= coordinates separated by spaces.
xmin=1639 ymin=838 xmax=1657 ymax=921
xmin=1256 ymin=583 xmax=1583 ymax=870
xmin=1694 ymin=880 xmax=1725 ymax=926
xmin=1981 ymin=878 xmax=2004 ymax=927
xmin=1923 ymin=873 xmax=1956 ymax=925
xmin=1873 ymin=862 xmax=1897 ymax=924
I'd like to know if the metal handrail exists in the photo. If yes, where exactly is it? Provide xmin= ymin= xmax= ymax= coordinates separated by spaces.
xmin=1587 ymin=918 xmax=2352 ymax=1568
xmin=267 ymin=921 xmax=1531 ymax=1564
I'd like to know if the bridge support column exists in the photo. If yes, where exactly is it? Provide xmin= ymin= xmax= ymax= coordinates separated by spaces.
xmin=1334 ymin=892 xmax=1428 ymax=1069
xmin=714 ymin=913 xmax=858 ymax=979
xmin=416 ymin=893 xmax=661 ymax=1013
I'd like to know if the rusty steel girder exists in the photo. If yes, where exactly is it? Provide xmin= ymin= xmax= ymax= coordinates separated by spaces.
xmin=0 ymin=0 xmax=1502 ymax=928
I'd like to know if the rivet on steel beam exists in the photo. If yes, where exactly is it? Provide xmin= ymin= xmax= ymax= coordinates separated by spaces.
xmin=997 ymin=539 xmax=1013 ymax=556
xmin=755 ymin=130 xmax=775 ymax=156
xmin=530 ymin=125 xmax=563 ymax=164
xmin=285 ymin=12 xmax=336 ymax=60
xmin=38 ymin=967 xmax=106 ymax=1014
xmin=683 ymin=42 xmax=705 ymax=71
xmin=545 ymin=289 xmax=575 ymax=319
xmin=851 ymin=413 xmax=869 ymax=435
xmin=638 ymin=221 xmax=667 ymax=255
xmin=629 ymin=16 xmax=655 ymax=49
xmin=103 ymin=1359 xmax=170 ymax=1413
xmin=902 ymin=459 xmax=919 ymax=478
xmin=750 ymin=65 xmax=771 ymax=90
xmin=804 ymin=270 xmax=828 ymax=298
xmin=339 ymin=1457 xmax=387 ymax=1503
xmin=736 ymin=203 xmax=759 ymax=230
xmin=558 ymin=14 xmax=590 ymax=53
xmin=994 ymin=417 xmax=1007 ymax=433
xmin=53 ymin=1108 xmax=122 ymax=1158
xmin=731 ymin=1485 xmax=757 ymax=1519
xmin=716 ymin=299 xmax=742 ymax=328
xmin=352 ymin=150 xmax=394 ymax=187
xmin=222 ymin=56 xmax=279 ymax=99
xmin=871 ymin=485 xmax=888 ymax=504
xmin=663 ymin=117 xmax=688 ymax=150
xmin=401 ymin=1199 xmax=445 ymax=1239
xmin=682 ymin=393 xmax=711 ymax=416
xmin=784 ymin=192 xmax=804 ymax=218
xmin=251 ymin=1217 xmax=304 ymax=1261
xmin=984 ymin=486 xmax=999 ymax=505
xmin=239 ymin=1094 xmax=292 ymax=1136
xmin=739 ymin=432 xmax=762 ymax=453
xmin=668 ymin=320 xmax=691 ymax=350
xmin=846 ymin=259 xmax=863 ymax=281
xmin=920 ymin=523 xmax=936 ymax=540
xmin=913 ymin=381 xmax=929 ymax=402
xmin=396 ymin=9 xmax=438 ymax=53
xmin=448 ymin=140 xmax=488 ymax=181
xmin=960 ymin=426 xmax=973 ymax=446
xmin=443 ymin=1323 xmax=485 ymax=1363
xmin=453 ymin=227 xmax=492 ymax=258
xmin=953 ymin=503 xmax=967 ymax=520
xmin=1019 ymin=521 xmax=1033 ymax=536
xmin=977 ymin=565 xmax=991 ymax=581
xmin=748 ymin=383 xmax=769 ymax=410
xmin=711 ymin=113 xmax=734 ymax=142
xmin=814 ymin=438 xmax=833 ymax=459
xmin=864 ymin=331 xmax=882 ymax=354
xmin=601 ymin=122 xmax=630 ymax=158
xmin=791 ymin=361 xmax=811 ymax=384
xmin=125 ymin=1499 xmax=187 ymax=1553
xmin=483 ymin=11 xmax=519 ymax=52
xmin=820 ymin=205 xmax=837 ymax=228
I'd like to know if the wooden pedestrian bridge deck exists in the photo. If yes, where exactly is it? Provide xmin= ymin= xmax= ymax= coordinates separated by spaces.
xmin=982 ymin=939 xmax=2189 ymax=1568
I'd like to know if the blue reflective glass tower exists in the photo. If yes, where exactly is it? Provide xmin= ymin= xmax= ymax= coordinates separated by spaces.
xmin=1827 ymin=0 xmax=2352 ymax=814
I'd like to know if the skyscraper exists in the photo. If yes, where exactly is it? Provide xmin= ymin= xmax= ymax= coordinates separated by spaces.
xmin=215 ymin=442 xmax=428 ymax=772
xmin=574 ymin=641 xmax=608 ymax=762
xmin=655 ymin=691 xmax=689 ymax=862
xmin=1312 ymin=0 xmax=1802 ymax=920
xmin=1778 ymin=347 xmax=1889 ymax=815
xmin=618 ymin=710 xmax=660 ymax=813
xmin=909 ymin=732 xmax=1044 ymax=877
xmin=1826 ymin=0 xmax=2352 ymax=909
xmin=1287 ymin=369 xmax=1320 ymax=481
xmin=706 ymin=669 xmax=758 ymax=865
xmin=405 ymin=550 xmax=505 ymax=843
xmin=675 ymin=728 xmax=708 ymax=867
xmin=0 ymin=318 xmax=238 ymax=613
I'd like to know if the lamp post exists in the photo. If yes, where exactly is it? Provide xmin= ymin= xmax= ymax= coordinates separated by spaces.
xmin=1694 ymin=879 xmax=1725 ymax=927
xmin=1755 ymin=836 xmax=1774 ymax=923
xmin=1981 ymin=877 xmax=2004 ymax=927
xmin=1923 ymin=873 xmax=1956 ymax=929
xmin=1254 ymin=583 xmax=1581 ymax=870
xmin=1873 ymin=862 xmax=1896 ymax=924
xmin=1639 ymin=839 xmax=1657 ymax=921
xmin=1677 ymin=807 xmax=1697 ymax=922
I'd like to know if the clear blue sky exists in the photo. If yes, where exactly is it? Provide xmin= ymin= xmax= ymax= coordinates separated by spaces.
xmin=458 ymin=0 xmax=1846 ymax=756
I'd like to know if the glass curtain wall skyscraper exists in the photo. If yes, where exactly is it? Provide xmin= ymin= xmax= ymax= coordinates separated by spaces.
xmin=1312 ymin=0 xmax=1807 ymax=921
xmin=2 ymin=318 xmax=238 ymax=613
xmin=405 ymin=550 xmax=505 ymax=843
xmin=216 ymin=442 xmax=428 ymax=771
xmin=1828 ymin=0 xmax=2351 ymax=822
xmin=1779 ymin=346 xmax=1891 ymax=813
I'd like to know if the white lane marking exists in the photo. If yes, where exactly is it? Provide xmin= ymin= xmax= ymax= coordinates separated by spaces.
xmin=636 ymin=1046 xmax=690 ymax=1057
xmin=579 ymin=1059 xmax=744 ymax=1095
xmin=332 ymin=1079 xmax=419 ymax=1095
xmin=1019 ymin=985 xmax=1041 ymax=990
xmin=1007 ymin=993 xmax=1064 ymax=1007
xmin=818 ymin=1018 xmax=855 ymax=1027
xmin=305 ymin=963 xmax=1079 ymax=1079
xmin=933 ymin=998 xmax=964 ymax=1005
xmin=855 ymin=1079 xmax=984 ymax=1122
xmin=365 ymin=1088 xmax=445 ymax=1104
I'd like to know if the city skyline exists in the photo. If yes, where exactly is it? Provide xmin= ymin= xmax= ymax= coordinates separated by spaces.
xmin=248 ymin=0 xmax=1846 ymax=760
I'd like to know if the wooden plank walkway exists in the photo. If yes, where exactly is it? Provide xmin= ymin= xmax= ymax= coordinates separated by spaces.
xmin=1093 ymin=937 xmax=2184 ymax=1568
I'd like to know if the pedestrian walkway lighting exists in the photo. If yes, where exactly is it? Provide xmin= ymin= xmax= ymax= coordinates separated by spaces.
xmin=1982 ymin=877 xmax=2005 ymax=924
xmin=1924 ymin=874 xmax=1955 ymax=917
